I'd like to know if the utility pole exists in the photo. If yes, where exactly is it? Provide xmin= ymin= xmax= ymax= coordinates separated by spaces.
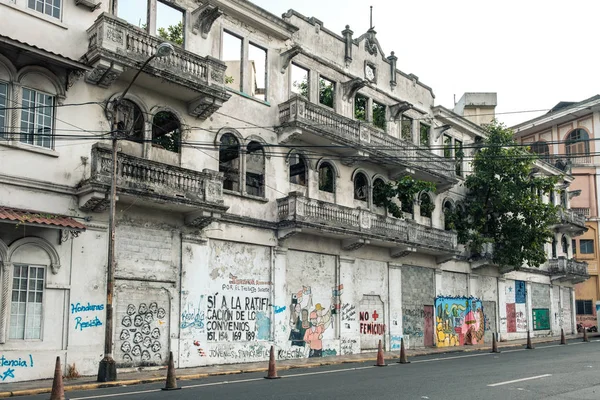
xmin=97 ymin=42 xmax=174 ymax=382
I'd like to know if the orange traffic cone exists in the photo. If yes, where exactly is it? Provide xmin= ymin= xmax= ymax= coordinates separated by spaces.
xmin=560 ymin=328 xmax=566 ymax=345
xmin=264 ymin=345 xmax=280 ymax=379
xmin=491 ymin=333 xmax=500 ymax=353
xmin=49 ymin=356 xmax=65 ymax=400
xmin=161 ymin=351 xmax=181 ymax=391
xmin=583 ymin=327 xmax=590 ymax=342
xmin=398 ymin=337 xmax=410 ymax=364
xmin=375 ymin=339 xmax=386 ymax=367
xmin=526 ymin=330 xmax=534 ymax=349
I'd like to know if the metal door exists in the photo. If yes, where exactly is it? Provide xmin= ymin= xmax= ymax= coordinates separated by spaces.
xmin=424 ymin=305 xmax=434 ymax=347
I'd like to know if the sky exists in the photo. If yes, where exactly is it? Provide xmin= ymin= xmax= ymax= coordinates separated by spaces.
xmin=251 ymin=0 xmax=600 ymax=127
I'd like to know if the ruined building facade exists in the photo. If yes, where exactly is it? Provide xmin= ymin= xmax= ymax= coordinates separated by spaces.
xmin=0 ymin=0 xmax=587 ymax=382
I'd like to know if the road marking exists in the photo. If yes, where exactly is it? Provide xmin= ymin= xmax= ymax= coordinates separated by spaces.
xmin=71 ymin=388 xmax=160 ymax=399
xmin=184 ymin=377 xmax=264 ymax=389
xmin=412 ymin=352 xmax=497 ymax=363
xmin=282 ymin=366 xmax=374 ymax=378
xmin=487 ymin=374 xmax=552 ymax=387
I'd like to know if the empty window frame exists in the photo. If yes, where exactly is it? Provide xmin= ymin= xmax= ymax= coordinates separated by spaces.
xmin=318 ymin=162 xmax=335 ymax=193
xmin=222 ymin=31 xmax=243 ymax=92
xmin=289 ymin=152 xmax=307 ymax=186
xmin=353 ymin=172 xmax=368 ymax=201
xmin=291 ymin=64 xmax=309 ymax=98
xmin=372 ymin=101 xmax=386 ymax=130
xmin=249 ymin=43 xmax=267 ymax=101
xmin=219 ymin=133 xmax=241 ymax=191
xmin=443 ymin=200 xmax=454 ymax=230
xmin=20 ymin=88 xmax=54 ymax=149
xmin=580 ymin=239 xmax=594 ymax=254
xmin=373 ymin=178 xmax=386 ymax=207
xmin=455 ymin=139 xmax=463 ymax=176
xmin=28 ymin=0 xmax=61 ymax=19
xmin=152 ymin=111 xmax=181 ymax=153
xmin=443 ymin=134 xmax=452 ymax=158
xmin=551 ymin=238 xmax=557 ymax=258
xmin=561 ymin=235 xmax=569 ymax=254
xmin=419 ymin=123 xmax=430 ymax=147
xmin=400 ymin=115 xmax=413 ymax=141
xmin=245 ymin=141 xmax=265 ymax=197
xmin=354 ymin=94 xmax=368 ymax=121
xmin=115 ymin=99 xmax=144 ymax=142
xmin=319 ymin=77 xmax=335 ymax=108
xmin=10 ymin=264 xmax=45 ymax=340
xmin=117 ymin=0 xmax=147 ymax=28
xmin=419 ymin=192 xmax=433 ymax=218
xmin=156 ymin=2 xmax=184 ymax=46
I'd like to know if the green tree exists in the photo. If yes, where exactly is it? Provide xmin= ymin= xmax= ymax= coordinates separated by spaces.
xmin=452 ymin=121 xmax=560 ymax=269
xmin=373 ymin=176 xmax=436 ymax=218
xmin=157 ymin=21 xmax=184 ymax=46
xmin=318 ymin=78 xmax=334 ymax=108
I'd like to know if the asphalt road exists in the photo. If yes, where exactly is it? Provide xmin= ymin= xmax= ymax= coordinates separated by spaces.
xmin=11 ymin=339 xmax=600 ymax=400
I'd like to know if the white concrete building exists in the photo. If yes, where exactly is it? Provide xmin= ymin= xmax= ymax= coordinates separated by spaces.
xmin=0 ymin=0 xmax=587 ymax=382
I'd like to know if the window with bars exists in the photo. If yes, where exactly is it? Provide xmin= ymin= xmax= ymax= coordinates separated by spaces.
xmin=10 ymin=265 xmax=45 ymax=340
xmin=0 ymin=82 xmax=6 ymax=137
xmin=20 ymin=88 xmax=54 ymax=149
xmin=28 ymin=0 xmax=61 ymax=19
xmin=576 ymin=300 xmax=594 ymax=315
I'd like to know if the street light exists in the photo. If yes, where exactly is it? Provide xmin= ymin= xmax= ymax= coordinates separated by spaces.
xmin=97 ymin=42 xmax=174 ymax=383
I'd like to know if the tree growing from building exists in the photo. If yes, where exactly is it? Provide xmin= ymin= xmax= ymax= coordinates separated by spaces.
xmin=374 ymin=176 xmax=436 ymax=218
xmin=452 ymin=121 xmax=560 ymax=269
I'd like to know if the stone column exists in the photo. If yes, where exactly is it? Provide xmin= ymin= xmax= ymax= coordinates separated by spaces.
xmin=570 ymin=287 xmax=577 ymax=334
xmin=273 ymin=247 xmax=288 ymax=346
xmin=0 ymin=262 xmax=12 ymax=343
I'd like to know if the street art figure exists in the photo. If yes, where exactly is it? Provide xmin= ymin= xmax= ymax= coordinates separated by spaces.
xmin=288 ymin=286 xmax=333 ymax=357
xmin=435 ymin=296 xmax=485 ymax=347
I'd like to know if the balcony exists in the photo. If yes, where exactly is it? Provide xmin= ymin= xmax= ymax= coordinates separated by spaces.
xmin=82 ymin=13 xmax=230 ymax=119
xmin=556 ymin=209 xmax=587 ymax=235
xmin=548 ymin=257 xmax=589 ymax=284
xmin=277 ymin=96 xmax=458 ymax=190
xmin=76 ymin=144 xmax=228 ymax=228
xmin=276 ymin=192 xmax=458 ymax=259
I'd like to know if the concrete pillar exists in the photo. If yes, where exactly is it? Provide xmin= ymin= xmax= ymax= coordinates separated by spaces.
xmin=273 ymin=247 xmax=288 ymax=345
xmin=497 ymin=278 xmax=507 ymax=340
xmin=571 ymin=287 xmax=577 ymax=334
xmin=526 ymin=281 xmax=533 ymax=334
xmin=388 ymin=263 xmax=403 ymax=352
xmin=339 ymin=257 xmax=359 ymax=354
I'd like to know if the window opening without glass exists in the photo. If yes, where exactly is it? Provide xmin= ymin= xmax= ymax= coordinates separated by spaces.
xmin=354 ymin=94 xmax=367 ymax=121
xmin=373 ymin=178 xmax=385 ymax=207
xmin=115 ymin=100 xmax=144 ymax=142
xmin=401 ymin=115 xmax=412 ymax=141
xmin=319 ymin=77 xmax=334 ymax=108
xmin=156 ymin=1 xmax=184 ymax=46
xmin=420 ymin=123 xmax=430 ymax=148
xmin=248 ymin=43 xmax=267 ymax=101
xmin=419 ymin=192 xmax=433 ymax=217
xmin=318 ymin=162 xmax=334 ymax=193
xmin=152 ymin=111 xmax=181 ymax=153
xmin=289 ymin=152 xmax=307 ymax=186
xmin=245 ymin=141 xmax=265 ymax=197
xmin=443 ymin=134 xmax=452 ymax=158
xmin=10 ymin=265 xmax=45 ymax=340
xmin=455 ymin=139 xmax=463 ymax=176
xmin=372 ymin=101 xmax=386 ymax=130
xmin=219 ymin=133 xmax=240 ymax=191
xmin=20 ymin=88 xmax=54 ymax=149
xmin=291 ymin=64 xmax=309 ymax=98
xmin=222 ymin=31 xmax=243 ymax=92
xmin=353 ymin=173 xmax=368 ymax=201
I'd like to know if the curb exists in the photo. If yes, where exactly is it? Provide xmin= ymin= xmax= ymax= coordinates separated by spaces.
xmin=1 ymin=335 xmax=587 ymax=397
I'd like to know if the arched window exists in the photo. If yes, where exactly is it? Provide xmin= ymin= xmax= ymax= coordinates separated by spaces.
xmin=373 ymin=178 xmax=386 ymax=207
xmin=116 ymin=99 xmax=144 ymax=142
xmin=443 ymin=200 xmax=454 ymax=230
xmin=318 ymin=162 xmax=335 ymax=193
xmin=152 ymin=111 xmax=181 ymax=153
xmin=565 ymin=129 xmax=590 ymax=163
xmin=353 ymin=172 xmax=368 ymax=201
xmin=219 ymin=133 xmax=240 ymax=191
xmin=401 ymin=195 xmax=413 ymax=214
xmin=289 ymin=152 xmax=307 ymax=186
xmin=561 ymin=235 xmax=569 ymax=255
xmin=530 ymin=141 xmax=550 ymax=161
xmin=246 ymin=141 xmax=265 ymax=197
xmin=419 ymin=192 xmax=433 ymax=217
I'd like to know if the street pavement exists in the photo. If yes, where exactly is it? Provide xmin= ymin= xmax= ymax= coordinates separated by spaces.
xmin=7 ymin=338 xmax=600 ymax=399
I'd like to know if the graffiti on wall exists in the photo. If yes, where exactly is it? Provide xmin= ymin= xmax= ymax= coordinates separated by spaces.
xmin=288 ymin=286 xmax=334 ymax=358
xmin=181 ymin=296 xmax=205 ymax=331
xmin=341 ymin=303 xmax=356 ymax=321
xmin=0 ymin=355 xmax=33 ymax=381
xmin=435 ymin=296 xmax=484 ymax=347
xmin=205 ymin=294 xmax=270 ymax=342
xmin=117 ymin=302 xmax=167 ymax=365
xmin=71 ymin=302 xmax=104 ymax=331
xmin=506 ymin=280 xmax=527 ymax=333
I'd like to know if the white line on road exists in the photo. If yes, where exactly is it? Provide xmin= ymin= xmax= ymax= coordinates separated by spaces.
xmin=487 ymin=374 xmax=552 ymax=387
xmin=71 ymin=388 xmax=160 ymax=399
xmin=282 ymin=366 xmax=375 ymax=378
xmin=184 ymin=377 xmax=264 ymax=389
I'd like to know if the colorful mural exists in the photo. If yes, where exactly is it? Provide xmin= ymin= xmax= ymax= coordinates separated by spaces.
xmin=288 ymin=286 xmax=334 ymax=357
xmin=435 ymin=296 xmax=485 ymax=347
xmin=506 ymin=280 xmax=527 ymax=332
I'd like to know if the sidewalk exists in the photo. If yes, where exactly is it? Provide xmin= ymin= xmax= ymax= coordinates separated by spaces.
xmin=0 ymin=333 xmax=593 ymax=398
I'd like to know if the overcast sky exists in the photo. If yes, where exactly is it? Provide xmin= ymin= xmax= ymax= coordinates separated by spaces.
xmin=252 ymin=0 xmax=599 ymax=127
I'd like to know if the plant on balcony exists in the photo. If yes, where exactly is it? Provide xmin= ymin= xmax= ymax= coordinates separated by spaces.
xmin=373 ymin=176 xmax=436 ymax=218
xmin=157 ymin=22 xmax=184 ymax=46
xmin=451 ymin=121 xmax=561 ymax=269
